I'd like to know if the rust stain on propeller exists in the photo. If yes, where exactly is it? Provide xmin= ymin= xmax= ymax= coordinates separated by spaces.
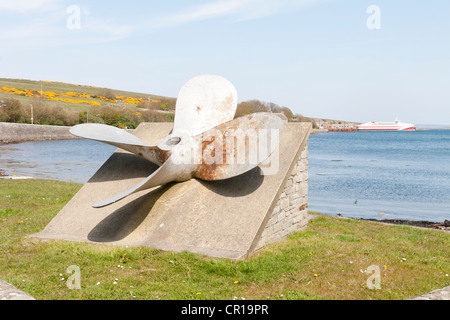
xmin=195 ymin=113 xmax=283 ymax=181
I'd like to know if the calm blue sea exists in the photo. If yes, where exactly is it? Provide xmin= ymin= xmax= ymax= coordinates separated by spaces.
xmin=308 ymin=130 xmax=450 ymax=222
xmin=1 ymin=130 xmax=449 ymax=222
xmin=0 ymin=140 xmax=116 ymax=183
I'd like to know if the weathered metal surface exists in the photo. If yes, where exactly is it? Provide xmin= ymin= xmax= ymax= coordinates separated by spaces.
xmin=194 ymin=113 xmax=284 ymax=181
xmin=70 ymin=75 xmax=284 ymax=207
xmin=92 ymin=155 xmax=184 ymax=207
xmin=70 ymin=123 xmax=169 ymax=165
xmin=173 ymin=74 xmax=237 ymax=137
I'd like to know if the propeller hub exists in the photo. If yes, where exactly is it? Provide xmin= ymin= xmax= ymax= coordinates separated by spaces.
xmin=158 ymin=132 xmax=190 ymax=151
xmin=167 ymin=137 xmax=181 ymax=146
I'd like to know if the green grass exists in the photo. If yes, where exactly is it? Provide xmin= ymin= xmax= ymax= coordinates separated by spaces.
xmin=0 ymin=179 xmax=449 ymax=300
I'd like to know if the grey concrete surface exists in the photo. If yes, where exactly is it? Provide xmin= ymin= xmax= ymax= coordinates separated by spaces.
xmin=0 ymin=280 xmax=35 ymax=300
xmin=409 ymin=285 xmax=450 ymax=300
xmin=32 ymin=122 xmax=311 ymax=259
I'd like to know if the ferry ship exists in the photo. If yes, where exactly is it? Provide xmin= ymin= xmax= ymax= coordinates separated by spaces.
xmin=357 ymin=119 xmax=415 ymax=131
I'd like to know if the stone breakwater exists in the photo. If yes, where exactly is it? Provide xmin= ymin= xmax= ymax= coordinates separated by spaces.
xmin=0 ymin=122 xmax=78 ymax=144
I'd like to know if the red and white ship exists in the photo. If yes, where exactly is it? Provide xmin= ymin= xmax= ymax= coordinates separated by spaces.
xmin=357 ymin=119 xmax=415 ymax=131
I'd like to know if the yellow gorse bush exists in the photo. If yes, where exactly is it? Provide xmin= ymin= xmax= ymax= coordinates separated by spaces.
xmin=63 ymin=92 xmax=91 ymax=99
xmin=115 ymin=95 xmax=150 ymax=105
xmin=0 ymin=86 xmax=156 ymax=107
xmin=46 ymin=96 xmax=101 ymax=106
xmin=1 ymin=87 xmax=34 ymax=97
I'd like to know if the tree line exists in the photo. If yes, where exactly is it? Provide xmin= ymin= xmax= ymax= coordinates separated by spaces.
xmin=0 ymin=98 xmax=174 ymax=128
xmin=235 ymin=99 xmax=317 ymax=127
xmin=0 ymin=97 xmax=316 ymax=128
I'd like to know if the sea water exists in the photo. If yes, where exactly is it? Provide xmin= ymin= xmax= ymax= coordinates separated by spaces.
xmin=0 ymin=139 xmax=116 ymax=183
xmin=1 ymin=130 xmax=449 ymax=222
xmin=308 ymin=130 xmax=450 ymax=222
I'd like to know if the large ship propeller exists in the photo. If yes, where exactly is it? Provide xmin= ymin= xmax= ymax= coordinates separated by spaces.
xmin=70 ymin=75 xmax=284 ymax=208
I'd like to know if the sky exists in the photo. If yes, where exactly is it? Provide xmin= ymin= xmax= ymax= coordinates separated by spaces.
xmin=0 ymin=0 xmax=449 ymax=125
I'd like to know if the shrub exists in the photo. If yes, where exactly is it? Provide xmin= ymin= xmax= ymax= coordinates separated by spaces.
xmin=100 ymin=89 xmax=116 ymax=101
xmin=32 ymin=100 xmax=78 ymax=126
xmin=137 ymin=101 xmax=160 ymax=111
xmin=0 ymin=98 xmax=27 ymax=123
xmin=140 ymin=110 xmax=174 ymax=122
xmin=96 ymin=106 xmax=120 ymax=126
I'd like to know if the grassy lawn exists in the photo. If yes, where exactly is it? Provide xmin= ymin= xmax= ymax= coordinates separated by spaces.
xmin=0 ymin=179 xmax=448 ymax=300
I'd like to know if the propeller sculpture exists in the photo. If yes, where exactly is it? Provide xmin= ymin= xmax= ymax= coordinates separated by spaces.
xmin=70 ymin=75 xmax=284 ymax=208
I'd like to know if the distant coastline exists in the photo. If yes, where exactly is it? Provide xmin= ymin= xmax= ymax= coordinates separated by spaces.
xmin=312 ymin=127 xmax=450 ymax=133
xmin=416 ymin=124 xmax=450 ymax=130
xmin=424 ymin=127 xmax=450 ymax=130
xmin=1 ymin=121 xmax=448 ymax=146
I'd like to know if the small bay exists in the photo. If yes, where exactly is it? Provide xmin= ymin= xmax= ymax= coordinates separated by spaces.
xmin=1 ymin=129 xmax=448 ymax=222
xmin=308 ymin=130 xmax=450 ymax=222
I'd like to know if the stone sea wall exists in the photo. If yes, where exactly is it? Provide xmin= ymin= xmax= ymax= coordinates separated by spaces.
xmin=0 ymin=122 xmax=77 ymax=144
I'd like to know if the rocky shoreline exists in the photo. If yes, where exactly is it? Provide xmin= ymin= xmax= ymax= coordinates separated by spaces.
xmin=359 ymin=218 xmax=450 ymax=232
xmin=0 ymin=169 xmax=33 ymax=180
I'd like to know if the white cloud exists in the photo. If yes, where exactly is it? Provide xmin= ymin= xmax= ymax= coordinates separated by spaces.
xmin=149 ymin=0 xmax=333 ymax=28
xmin=0 ymin=23 xmax=57 ymax=40
xmin=150 ymin=0 xmax=266 ymax=28
xmin=0 ymin=1 xmax=333 ymax=46
xmin=0 ymin=0 xmax=59 ymax=13
xmin=80 ymin=19 xmax=136 ymax=42
xmin=0 ymin=3 xmax=135 ymax=46
xmin=170 ymin=0 xmax=251 ymax=22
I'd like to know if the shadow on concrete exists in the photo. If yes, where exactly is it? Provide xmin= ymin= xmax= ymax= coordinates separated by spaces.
xmin=88 ymin=153 xmax=159 ymax=183
xmin=87 ymin=152 xmax=264 ymax=242
xmin=87 ymin=183 xmax=174 ymax=242
xmin=87 ymin=167 xmax=264 ymax=242
xmin=199 ymin=166 xmax=264 ymax=197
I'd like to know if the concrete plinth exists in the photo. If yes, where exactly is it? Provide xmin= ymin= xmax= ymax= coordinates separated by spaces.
xmin=33 ymin=122 xmax=311 ymax=259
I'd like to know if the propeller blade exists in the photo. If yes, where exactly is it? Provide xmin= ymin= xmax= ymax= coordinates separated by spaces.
xmin=70 ymin=123 xmax=167 ymax=165
xmin=89 ymin=113 xmax=283 ymax=207
xmin=173 ymin=75 xmax=238 ymax=137
xmin=72 ymin=77 xmax=283 ymax=208
xmin=193 ymin=113 xmax=284 ymax=181
xmin=92 ymin=154 xmax=192 ymax=208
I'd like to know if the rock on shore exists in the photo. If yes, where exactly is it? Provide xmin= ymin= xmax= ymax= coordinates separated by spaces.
xmin=360 ymin=218 xmax=450 ymax=232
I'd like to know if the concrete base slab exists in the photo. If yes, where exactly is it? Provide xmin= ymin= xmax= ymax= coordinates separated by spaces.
xmin=0 ymin=280 xmax=35 ymax=300
xmin=33 ymin=122 xmax=311 ymax=259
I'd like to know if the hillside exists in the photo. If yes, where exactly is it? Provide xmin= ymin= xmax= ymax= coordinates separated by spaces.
xmin=0 ymin=78 xmax=173 ymax=107
xmin=0 ymin=78 xmax=176 ymax=128
xmin=0 ymin=78 xmax=350 ymax=129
